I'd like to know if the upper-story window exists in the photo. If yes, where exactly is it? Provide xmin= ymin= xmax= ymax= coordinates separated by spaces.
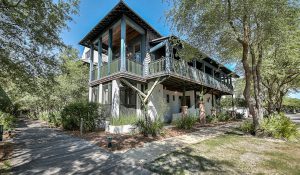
xmin=205 ymin=66 xmax=213 ymax=76
xmin=85 ymin=50 xmax=91 ymax=60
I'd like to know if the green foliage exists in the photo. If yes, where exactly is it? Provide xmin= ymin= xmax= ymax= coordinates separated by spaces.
xmin=261 ymin=113 xmax=299 ymax=140
xmin=0 ymin=0 xmax=79 ymax=87
xmin=220 ymin=97 xmax=247 ymax=108
xmin=110 ymin=115 xmax=138 ymax=126
xmin=206 ymin=113 xmax=232 ymax=123
xmin=135 ymin=117 xmax=164 ymax=137
xmin=174 ymin=115 xmax=198 ymax=130
xmin=0 ymin=111 xmax=16 ymax=130
xmin=61 ymin=101 xmax=104 ymax=131
xmin=239 ymin=120 xmax=255 ymax=134
xmin=283 ymin=97 xmax=300 ymax=110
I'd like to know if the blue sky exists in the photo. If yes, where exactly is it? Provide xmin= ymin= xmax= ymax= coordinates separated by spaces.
xmin=60 ymin=0 xmax=171 ymax=53
xmin=60 ymin=0 xmax=300 ymax=99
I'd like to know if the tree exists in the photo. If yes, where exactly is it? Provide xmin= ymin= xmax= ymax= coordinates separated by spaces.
xmin=0 ymin=0 xmax=79 ymax=90
xmin=262 ymin=29 xmax=300 ymax=113
xmin=2 ymin=48 xmax=88 ymax=115
xmin=165 ymin=0 xmax=299 ymax=132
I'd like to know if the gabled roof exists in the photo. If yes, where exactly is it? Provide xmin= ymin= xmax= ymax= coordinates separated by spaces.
xmin=79 ymin=1 xmax=162 ymax=47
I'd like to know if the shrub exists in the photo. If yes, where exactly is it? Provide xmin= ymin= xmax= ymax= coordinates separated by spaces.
xmin=38 ymin=111 xmax=50 ymax=122
xmin=174 ymin=115 xmax=198 ymax=130
xmin=110 ymin=114 xmax=137 ymax=126
xmin=49 ymin=111 xmax=61 ymax=127
xmin=261 ymin=113 xmax=298 ymax=140
xmin=206 ymin=113 xmax=232 ymax=123
xmin=61 ymin=101 xmax=103 ymax=131
xmin=239 ymin=120 xmax=255 ymax=134
xmin=0 ymin=111 xmax=16 ymax=130
xmin=135 ymin=117 xmax=164 ymax=137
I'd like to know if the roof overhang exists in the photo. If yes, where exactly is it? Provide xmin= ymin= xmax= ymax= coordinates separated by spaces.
xmin=79 ymin=1 xmax=162 ymax=47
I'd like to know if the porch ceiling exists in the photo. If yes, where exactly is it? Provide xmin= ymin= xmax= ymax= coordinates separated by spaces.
xmin=79 ymin=1 xmax=161 ymax=47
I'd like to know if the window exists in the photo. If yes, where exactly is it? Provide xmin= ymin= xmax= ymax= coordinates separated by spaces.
xmin=102 ymin=83 xmax=112 ymax=104
xmin=166 ymin=94 xmax=169 ymax=103
xmin=120 ymin=86 xmax=137 ymax=108
xmin=173 ymin=95 xmax=175 ymax=101
xmin=92 ymin=86 xmax=99 ymax=103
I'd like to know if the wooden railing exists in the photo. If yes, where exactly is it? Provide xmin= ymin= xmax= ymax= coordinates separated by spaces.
xmin=148 ymin=58 xmax=233 ymax=93
xmin=91 ymin=58 xmax=142 ymax=80
xmin=148 ymin=58 xmax=166 ymax=75
xmin=126 ymin=59 xmax=143 ymax=76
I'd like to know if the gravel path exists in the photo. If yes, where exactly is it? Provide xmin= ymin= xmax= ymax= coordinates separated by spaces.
xmin=10 ymin=118 xmax=151 ymax=175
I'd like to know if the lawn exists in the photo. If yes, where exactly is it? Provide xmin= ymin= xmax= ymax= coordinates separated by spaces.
xmin=145 ymin=134 xmax=300 ymax=174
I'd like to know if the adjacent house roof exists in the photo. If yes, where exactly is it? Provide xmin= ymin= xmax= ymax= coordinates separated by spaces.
xmin=79 ymin=1 xmax=162 ymax=47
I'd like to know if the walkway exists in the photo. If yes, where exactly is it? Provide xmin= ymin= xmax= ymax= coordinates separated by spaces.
xmin=117 ymin=122 xmax=241 ymax=166
xmin=10 ymin=118 xmax=151 ymax=175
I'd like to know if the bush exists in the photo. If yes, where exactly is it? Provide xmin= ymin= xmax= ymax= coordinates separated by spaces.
xmin=239 ymin=120 xmax=255 ymax=134
xmin=61 ymin=101 xmax=103 ymax=131
xmin=174 ymin=115 xmax=198 ymax=130
xmin=261 ymin=113 xmax=298 ymax=140
xmin=206 ymin=113 xmax=232 ymax=123
xmin=49 ymin=111 xmax=61 ymax=127
xmin=0 ymin=111 xmax=16 ymax=130
xmin=110 ymin=114 xmax=137 ymax=126
xmin=135 ymin=117 xmax=164 ymax=137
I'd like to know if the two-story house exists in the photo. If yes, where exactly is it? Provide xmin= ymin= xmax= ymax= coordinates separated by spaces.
xmin=79 ymin=1 xmax=238 ymax=122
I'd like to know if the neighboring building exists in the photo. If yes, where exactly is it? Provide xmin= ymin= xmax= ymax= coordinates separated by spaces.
xmin=79 ymin=1 xmax=239 ymax=122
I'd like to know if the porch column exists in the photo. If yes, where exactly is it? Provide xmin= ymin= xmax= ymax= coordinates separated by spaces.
xmin=181 ymin=85 xmax=188 ymax=117
xmin=88 ymin=87 xmax=92 ymax=102
xmin=88 ymin=44 xmax=94 ymax=102
xmin=97 ymin=37 xmax=102 ymax=79
xmin=141 ymin=34 xmax=146 ymax=63
xmin=165 ymin=40 xmax=171 ymax=72
xmin=108 ymin=28 xmax=113 ymax=75
xmin=111 ymin=80 xmax=120 ymax=117
xmin=229 ymin=75 xmax=232 ymax=85
xmin=120 ymin=16 xmax=126 ymax=71
xmin=98 ymin=84 xmax=103 ymax=103
xmin=199 ymin=88 xmax=206 ymax=125
xmin=211 ymin=93 xmax=216 ymax=116
xmin=89 ymin=44 xmax=94 ymax=81
xmin=136 ymin=83 xmax=142 ymax=117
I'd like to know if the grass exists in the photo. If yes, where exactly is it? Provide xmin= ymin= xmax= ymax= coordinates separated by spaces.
xmin=0 ymin=160 xmax=12 ymax=174
xmin=110 ymin=115 xmax=138 ymax=126
xmin=145 ymin=134 xmax=300 ymax=174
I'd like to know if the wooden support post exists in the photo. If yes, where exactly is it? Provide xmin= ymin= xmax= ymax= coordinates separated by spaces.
xmin=89 ymin=44 xmax=94 ymax=81
xmin=120 ymin=16 xmax=126 ymax=71
xmin=108 ymin=28 xmax=113 ymax=75
xmin=165 ymin=40 xmax=171 ymax=72
xmin=97 ymin=37 xmax=102 ymax=79
xmin=181 ymin=84 xmax=188 ymax=117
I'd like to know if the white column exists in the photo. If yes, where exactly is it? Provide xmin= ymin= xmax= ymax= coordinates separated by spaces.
xmin=136 ymin=83 xmax=142 ymax=117
xmin=111 ymin=80 xmax=120 ymax=117
xmin=88 ymin=87 xmax=92 ymax=102
xmin=98 ymin=84 xmax=103 ymax=103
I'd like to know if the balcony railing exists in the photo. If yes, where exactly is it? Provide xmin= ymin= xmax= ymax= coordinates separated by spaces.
xmin=148 ymin=58 xmax=233 ymax=93
xmin=91 ymin=58 xmax=142 ymax=80
xmin=91 ymin=57 xmax=233 ymax=93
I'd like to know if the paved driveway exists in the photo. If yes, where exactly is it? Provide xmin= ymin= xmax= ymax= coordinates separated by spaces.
xmin=10 ymin=119 xmax=151 ymax=175
xmin=286 ymin=113 xmax=300 ymax=124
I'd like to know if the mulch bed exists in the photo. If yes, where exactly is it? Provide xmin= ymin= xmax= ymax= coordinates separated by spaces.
xmin=64 ymin=126 xmax=199 ymax=152
xmin=62 ymin=120 xmax=239 ymax=152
